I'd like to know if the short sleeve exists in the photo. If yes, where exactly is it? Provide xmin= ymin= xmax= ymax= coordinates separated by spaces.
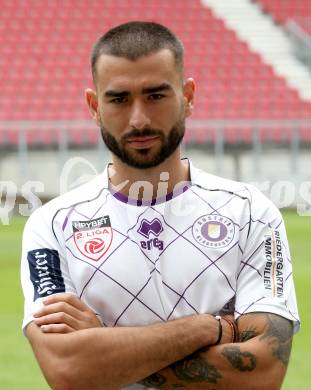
xmin=235 ymin=185 xmax=300 ymax=333
xmin=20 ymin=207 xmax=76 ymax=334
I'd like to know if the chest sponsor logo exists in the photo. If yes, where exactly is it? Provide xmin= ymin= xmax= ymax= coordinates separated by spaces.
xmin=137 ymin=218 xmax=164 ymax=251
xmin=192 ymin=214 xmax=235 ymax=248
xmin=72 ymin=216 xmax=113 ymax=261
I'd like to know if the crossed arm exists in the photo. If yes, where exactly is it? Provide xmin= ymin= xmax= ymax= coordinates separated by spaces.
xmin=26 ymin=294 xmax=293 ymax=390
xmin=138 ymin=313 xmax=292 ymax=390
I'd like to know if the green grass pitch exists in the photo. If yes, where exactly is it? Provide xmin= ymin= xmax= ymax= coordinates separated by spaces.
xmin=0 ymin=211 xmax=310 ymax=389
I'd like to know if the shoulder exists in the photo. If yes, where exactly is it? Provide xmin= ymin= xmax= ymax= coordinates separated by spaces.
xmin=191 ymin=164 xmax=254 ymax=199
xmin=190 ymin=164 xmax=281 ymax=219
xmin=25 ymin=172 xmax=108 ymax=230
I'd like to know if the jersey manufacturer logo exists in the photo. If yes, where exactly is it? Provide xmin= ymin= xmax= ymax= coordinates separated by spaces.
xmin=137 ymin=218 xmax=163 ymax=238
xmin=72 ymin=216 xmax=113 ymax=261
xmin=192 ymin=214 xmax=235 ymax=248
xmin=137 ymin=218 xmax=164 ymax=251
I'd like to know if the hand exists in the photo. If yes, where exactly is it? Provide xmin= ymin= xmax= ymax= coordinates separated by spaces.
xmin=33 ymin=293 xmax=102 ymax=334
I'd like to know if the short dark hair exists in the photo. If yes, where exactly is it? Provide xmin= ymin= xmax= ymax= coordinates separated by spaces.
xmin=91 ymin=21 xmax=184 ymax=81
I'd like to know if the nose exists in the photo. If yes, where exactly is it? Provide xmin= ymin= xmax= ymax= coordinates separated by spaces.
xmin=129 ymin=100 xmax=151 ymax=130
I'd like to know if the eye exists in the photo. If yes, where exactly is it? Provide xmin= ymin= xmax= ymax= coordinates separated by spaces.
xmin=110 ymin=96 xmax=128 ymax=104
xmin=148 ymin=94 xmax=165 ymax=101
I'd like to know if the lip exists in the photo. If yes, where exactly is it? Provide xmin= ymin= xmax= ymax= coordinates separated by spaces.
xmin=126 ymin=136 xmax=160 ymax=149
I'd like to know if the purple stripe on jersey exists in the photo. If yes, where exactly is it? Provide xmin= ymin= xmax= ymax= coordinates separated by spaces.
xmin=97 ymin=271 xmax=165 ymax=322
xmin=51 ymin=185 xmax=109 ymax=243
xmin=244 ymin=185 xmax=253 ymax=200
xmin=65 ymin=233 xmax=74 ymax=243
xmin=240 ymin=217 xmax=270 ymax=233
xmin=275 ymin=219 xmax=283 ymax=229
xmin=237 ymin=241 xmax=264 ymax=279
xmin=210 ymin=194 xmax=238 ymax=214
xmin=74 ymin=209 xmax=92 ymax=220
xmin=240 ymin=261 xmax=262 ymax=277
xmin=111 ymin=183 xmax=191 ymax=207
xmin=190 ymin=188 xmax=241 ymax=228
xmin=129 ymin=237 xmax=156 ymax=265
xmin=285 ymin=272 xmax=292 ymax=282
xmin=147 ymin=265 xmax=200 ymax=316
xmin=189 ymin=188 xmax=216 ymax=213
xmin=167 ymin=241 xmax=239 ymax=320
xmin=126 ymin=208 xmax=150 ymax=235
xmin=76 ymin=237 xmax=130 ymax=298
xmin=251 ymin=217 xmax=266 ymax=225
xmin=68 ymin=244 xmax=165 ymax=322
xmin=152 ymin=207 xmax=236 ymax=292
xmin=162 ymin=281 xmax=199 ymax=315
xmin=239 ymin=221 xmax=250 ymax=231
xmin=63 ymin=193 xmax=110 ymax=237
xmin=114 ymin=276 xmax=153 ymax=326
xmin=237 ymin=296 xmax=266 ymax=315
xmin=78 ymin=231 xmax=155 ymax=305
xmin=154 ymin=224 xmax=192 ymax=259
xmin=287 ymin=308 xmax=300 ymax=323
xmin=65 ymin=245 xmax=95 ymax=267
xmin=62 ymin=207 xmax=75 ymax=231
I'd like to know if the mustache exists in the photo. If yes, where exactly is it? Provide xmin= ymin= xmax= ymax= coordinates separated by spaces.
xmin=122 ymin=128 xmax=163 ymax=141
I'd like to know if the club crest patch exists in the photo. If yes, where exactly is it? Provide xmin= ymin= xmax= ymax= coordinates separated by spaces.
xmin=72 ymin=216 xmax=113 ymax=261
xmin=192 ymin=214 xmax=235 ymax=248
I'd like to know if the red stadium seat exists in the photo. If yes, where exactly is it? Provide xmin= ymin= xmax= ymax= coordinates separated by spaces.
xmin=1 ymin=0 xmax=311 ymax=146
xmin=257 ymin=0 xmax=311 ymax=24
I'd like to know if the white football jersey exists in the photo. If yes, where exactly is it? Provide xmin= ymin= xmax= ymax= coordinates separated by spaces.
xmin=21 ymin=160 xmax=300 ymax=389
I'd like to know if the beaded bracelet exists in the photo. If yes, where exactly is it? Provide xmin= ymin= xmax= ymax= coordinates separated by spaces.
xmin=221 ymin=316 xmax=238 ymax=343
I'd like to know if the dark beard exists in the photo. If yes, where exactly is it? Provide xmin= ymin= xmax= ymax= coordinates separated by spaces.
xmin=100 ymin=119 xmax=185 ymax=169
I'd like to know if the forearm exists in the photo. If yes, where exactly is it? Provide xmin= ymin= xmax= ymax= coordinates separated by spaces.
xmin=139 ymin=313 xmax=293 ymax=390
xmin=140 ymin=339 xmax=282 ymax=390
xmin=27 ymin=313 xmax=220 ymax=390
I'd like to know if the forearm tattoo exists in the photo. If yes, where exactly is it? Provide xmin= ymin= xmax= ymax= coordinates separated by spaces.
xmin=138 ymin=373 xmax=167 ymax=387
xmin=139 ymin=314 xmax=292 ymax=387
xmin=140 ymin=353 xmax=222 ymax=388
xmin=239 ymin=325 xmax=257 ymax=342
xmin=171 ymin=352 xmax=222 ymax=384
xmin=259 ymin=313 xmax=293 ymax=366
xmin=222 ymin=346 xmax=257 ymax=372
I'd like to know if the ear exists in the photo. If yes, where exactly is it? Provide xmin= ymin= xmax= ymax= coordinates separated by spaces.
xmin=85 ymin=88 xmax=100 ymax=126
xmin=183 ymin=78 xmax=195 ymax=118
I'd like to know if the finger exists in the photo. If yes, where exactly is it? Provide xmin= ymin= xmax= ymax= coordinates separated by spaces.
xmin=34 ymin=312 xmax=81 ymax=330
xmin=33 ymin=301 xmax=103 ymax=330
xmin=40 ymin=323 xmax=75 ymax=334
xmin=34 ymin=301 xmax=84 ymax=321
xmin=43 ymin=293 xmax=91 ymax=312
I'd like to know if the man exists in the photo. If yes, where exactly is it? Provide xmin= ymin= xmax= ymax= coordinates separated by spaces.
xmin=21 ymin=22 xmax=299 ymax=390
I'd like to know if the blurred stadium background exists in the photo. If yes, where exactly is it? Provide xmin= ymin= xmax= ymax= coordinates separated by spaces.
xmin=0 ymin=0 xmax=310 ymax=388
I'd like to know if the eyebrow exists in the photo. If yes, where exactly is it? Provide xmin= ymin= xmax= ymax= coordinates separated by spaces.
xmin=104 ymin=83 xmax=172 ymax=98
xmin=141 ymin=83 xmax=172 ymax=94
xmin=104 ymin=90 xmax=129 ymax=98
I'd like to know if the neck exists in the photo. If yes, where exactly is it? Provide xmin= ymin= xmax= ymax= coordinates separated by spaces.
xmin=108 ymin=150 xmax=190 ymax=201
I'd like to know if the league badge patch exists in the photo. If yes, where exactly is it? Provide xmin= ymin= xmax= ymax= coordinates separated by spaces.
xmin=72 ymin=216 xmax=113 ymax=261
